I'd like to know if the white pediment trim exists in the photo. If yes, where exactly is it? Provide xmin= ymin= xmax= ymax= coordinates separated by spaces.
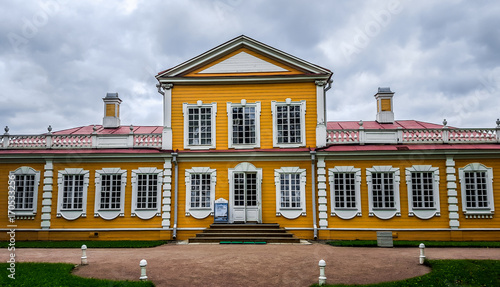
xmin=198 ymin=51 xmax=288 ymax=74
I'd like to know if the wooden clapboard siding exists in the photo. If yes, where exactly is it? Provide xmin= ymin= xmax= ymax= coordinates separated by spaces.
xmin=171 ymin=82 xmax=317 ymax=150
xmin=184 ymin=47 xmax=304 ymax=77
xmin=0 ymin=163 xmax=45 ymax=229
xmin=454 ymin=158 xmax=500 ymax=229
xmin=50 ymin=161 xmax=164 ymax=229
xmin=177 ymin=159 xmax=313 ymax=229
xmin=324 ymin=158 xmax=450 ymax=229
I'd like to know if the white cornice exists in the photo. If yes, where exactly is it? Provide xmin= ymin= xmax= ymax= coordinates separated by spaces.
xmin=158 ymin=74 xmax=330 ymax=85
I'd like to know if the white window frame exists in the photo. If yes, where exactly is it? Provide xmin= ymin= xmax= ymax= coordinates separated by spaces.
xmin=183 ymin=101 xmax=217 ymax=150
xmin=228 ymin=162 xmax=263 ymax=223
xmin=9 ymin=166 xmax=41 ymax=217
xmin=366 ymin=166 xmax=401 ymax=219
xmin=459 ymin=163 xmax=495 ymax=218
xmin=185 ymin=167 xmax=217 ymax=219
xmin=131 ymin=167 xmax=163 ymax=220
xmin=94 ymin=168 xmax=127 ymax=220
xmin=405 ymin=165 xmax=441 ymax=219
xmin=271 ymin=98 xmax=306 ymax=148
xmin=227 ymin=100 xmax=261 ymax=149
xmin=329 ymin=166 xmax=362 ymax=219
xmin=56 ymin=168 xmax=89 ymax=220
xmin=274 ymin=167 xmax=306 ymax=219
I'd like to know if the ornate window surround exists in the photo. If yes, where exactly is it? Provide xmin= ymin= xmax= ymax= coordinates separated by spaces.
xmin=94 ymin=168 xmax=127 ymax=220
xmin=405 ymin=165 xmax=441 ymax=219
xmin=328 ymin=166 xmax=362 ymax=219
xmin=458 ymin=163 xmax=495 ymax=218
xmin=56 ymin=168 xmax=90 ymax=220
xmin=182 ymin=101 xmax=217 ymax=150
xmin=185 ymin=167 xmax=217 ymax=219
xmin=131 ymin=167 xmax=163 ymax=220
xmin=274 ymin=167 xmax=307 ymax=219
xmin=271 ymin=98 xmax=306 ymax=148
xmin=366 ymin=166 xmax=401 ymax=220
xmin=9 ymin=166 xmax=41 ymax=218
xmin=226 ymin=100 xmax=261 ymax=149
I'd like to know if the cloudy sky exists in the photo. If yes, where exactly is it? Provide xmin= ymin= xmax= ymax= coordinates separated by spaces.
xmin=2 ymin=0 xmax=499 ymax=134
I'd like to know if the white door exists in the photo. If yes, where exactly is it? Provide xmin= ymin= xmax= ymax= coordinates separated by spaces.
xmin=232 ymin=172 xmax=260 ymax=223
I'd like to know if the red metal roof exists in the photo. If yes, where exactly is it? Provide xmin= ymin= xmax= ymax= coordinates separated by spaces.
xmin=52 ymin=125 xmax=163 ymax=135
xmin=326 ymin=120 xmax=444 ymax=130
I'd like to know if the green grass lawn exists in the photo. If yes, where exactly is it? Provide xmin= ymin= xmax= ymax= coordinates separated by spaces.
xmin=327 ymin=240 xmax=500 ymax=248
xmin=311 ymin=259 xmax=500 ymax=287
xmin=0 ymin=240 xmax=168 ymax=248
xmin=0 ymin=262 xmax=155 ymax=287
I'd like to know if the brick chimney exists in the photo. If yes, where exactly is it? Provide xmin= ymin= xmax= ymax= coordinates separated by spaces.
xmin=102 ymin=93 xmax=122 ymax=128
xmin=374 ymin=87 xmax=394 ymax=124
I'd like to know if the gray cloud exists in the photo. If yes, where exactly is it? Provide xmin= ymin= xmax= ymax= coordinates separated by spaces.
xmin=1 ymin=0 xmax=499 ymax=134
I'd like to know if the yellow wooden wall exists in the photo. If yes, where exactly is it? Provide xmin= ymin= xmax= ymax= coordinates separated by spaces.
xmin=176 ymin=158 xmax=313 ymax=229
xmin=171 ymin=82 xmax=318 ymax=151
xmin=324 ymin=158 xmax=450 ymax=229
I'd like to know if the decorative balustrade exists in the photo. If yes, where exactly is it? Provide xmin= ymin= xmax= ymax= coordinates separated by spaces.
xmin=327 ymin=125 xmax=500 ymax=145
xmin=1 ymin=126 xmax=162 ymax=149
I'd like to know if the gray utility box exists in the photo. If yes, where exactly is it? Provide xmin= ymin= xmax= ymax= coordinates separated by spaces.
xmin=377 ymin=231 xmax=393 ymax=247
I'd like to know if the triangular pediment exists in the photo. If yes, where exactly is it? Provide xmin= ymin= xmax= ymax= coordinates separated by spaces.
xmin=156 ymin=35 xmax=332 ymax=80
xmin=198 ymin=51 xmax=288 ymax=74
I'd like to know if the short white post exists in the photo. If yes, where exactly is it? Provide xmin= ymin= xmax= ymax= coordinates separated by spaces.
xmin=318 ymin=259 xmax=327 ymax=286
xmin=139 ymin=259 xmax=148 ymax=281
xmin=81 ymin=245 xmax=88 ymax=265
xmin=419 ymin=243 xmax=426 ymax=264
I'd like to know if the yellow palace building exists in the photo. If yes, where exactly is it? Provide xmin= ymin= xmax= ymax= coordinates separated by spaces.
xmin=1 ymin=36 xmax=499 ymax=242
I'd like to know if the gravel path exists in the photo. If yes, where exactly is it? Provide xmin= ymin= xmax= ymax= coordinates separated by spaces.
xmin=4 ymin=242 xmax=500 ymax=286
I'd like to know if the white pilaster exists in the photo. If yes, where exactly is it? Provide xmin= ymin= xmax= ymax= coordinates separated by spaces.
xmin=315 ymin=80 xmax=327 ymax=148
xmin=446 ymin=157 xmax=460 ymax=229
xmin=162 ymin=159 xmax=172 ymax=228
xmin=317 ymin=156 xmax=328 ymax=228
xmin=160 ymin=83 xmax=173 ymax=150
xmin=41 ymin=160 xmax=53 ymax=229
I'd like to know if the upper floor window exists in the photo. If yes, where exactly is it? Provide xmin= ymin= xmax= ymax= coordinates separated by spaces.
xmin=274 ymin=167 xmax=306 ymax=219
xmin=94 ymin=168 xmax=127 ymax=220
xmin=366 ymin=166 xmax=401 ymax=219
xmin=227 ymin=100 xmax=261 ymax=149
xmin=405 ymin=165 xmax=440 ymax=219
xmin=459 ymin=163 xmax=495 ymax=218
xmin=271 ymin=99 xmax=306 ymax=148
xmin=329 ymin=166 xmax=362 ymax=219
xmin=185 ymin=167 xmax=217 ymax=219
xmin=57 ymin=168 xmax=90 ymax=220
xmin=131 ymin=167 xmax=163 ymax=220
xmin=183 ymin=101 xmax=217 ymax=150
xmin=9 ymin=166 xmax=40 ymax=217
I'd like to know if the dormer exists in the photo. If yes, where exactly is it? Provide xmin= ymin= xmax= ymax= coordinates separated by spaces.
xmin=102 ymin=92 xmax=122 ymax=128
xmin=375 ymin=87 xmax=394 ymax=124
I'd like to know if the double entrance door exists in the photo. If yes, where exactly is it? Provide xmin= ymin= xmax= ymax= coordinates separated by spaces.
xmin=231 ymin=172 xmax=260 ymax=223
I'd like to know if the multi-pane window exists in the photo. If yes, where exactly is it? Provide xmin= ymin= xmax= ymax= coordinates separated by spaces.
xmin=333 ymin=173 xmax=356 ymax=208
xmin=234 ymin=173 xmax=257 ymax=207
xmin=136 ymin=174 xmax=158 ymax=209
xmin=100 ymin=174 xmax=122 ymax=209
xmin=190 ymin=173 xmax=211 ymax=208
xmin=276 ymin=105 xmax=302 ymax=144
xmin=188 ymin=107 xmax=212 ymax=145
xmin=14 ymin=174 xmax=36 ymax=210
xmin=464 ymin=171 xmax=489 ymax=208
xmin=371 ymin=173 xmax=395 ymax=209
xmin=280 ymin=173 xmax=301 ymax=208
xmin=232 ymin=106 xmax=256 ymax=145
xmin=62 ymin=175 xmax=84 ymax=210
xmin=411 ymin=172 xmax=434 ymax=208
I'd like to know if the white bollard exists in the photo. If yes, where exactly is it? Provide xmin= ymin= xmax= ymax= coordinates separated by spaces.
xmin=419 ymin=243 xmax=426 ymax=264
xmin=81 ymin=245 xmax=88 ymax=265
xmin=139 ymin=259 xmax=148 ymax=281
xmin=318 ymin=259 xmax=327 ymax=286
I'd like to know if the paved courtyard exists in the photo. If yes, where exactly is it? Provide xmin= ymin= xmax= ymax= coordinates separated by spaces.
xmin=4 ymin=242 xmax=500 ymax=286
